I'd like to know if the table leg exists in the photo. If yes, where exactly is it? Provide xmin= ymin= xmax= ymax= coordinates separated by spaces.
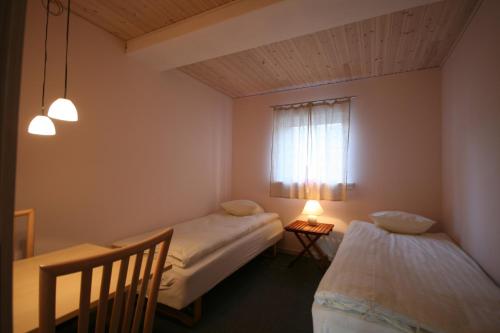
xmin=288 ymin=234 xmax=309 ymax=267
xmin=305 ymin=234 xmax=329 ymax=264
xmin=288 ymin=233 xmax=324 ymax=269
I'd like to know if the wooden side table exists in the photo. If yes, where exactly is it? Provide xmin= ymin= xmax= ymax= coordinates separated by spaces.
xmin=285 ymin=220 xmax=334 ymax=269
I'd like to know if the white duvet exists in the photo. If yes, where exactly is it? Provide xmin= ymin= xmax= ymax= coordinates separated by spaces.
xmin=114 ymin=212 xmax=279 ymax=269
xmin=167 ymin=212 xmax=278 ymax=268
xmin=315 ymin=221 xmax=500 ymax=333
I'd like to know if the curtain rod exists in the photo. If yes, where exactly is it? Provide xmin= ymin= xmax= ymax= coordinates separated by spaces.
xmin=271 ymin=95 xmax=356 ymax=109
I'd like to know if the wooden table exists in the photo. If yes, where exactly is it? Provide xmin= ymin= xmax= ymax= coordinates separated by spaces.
xmin=13 ymin=243 xmax=170 ymax=333
xmin=285 ymin=220 xmax=333 ymax=269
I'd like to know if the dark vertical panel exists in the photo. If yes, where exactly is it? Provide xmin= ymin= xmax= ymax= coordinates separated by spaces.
xmin=0 ymin=0 xmax=27 ymax=332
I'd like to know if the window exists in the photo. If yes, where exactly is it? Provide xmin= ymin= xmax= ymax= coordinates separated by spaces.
xmin=270 ymin=99 xmax=350 ymax=201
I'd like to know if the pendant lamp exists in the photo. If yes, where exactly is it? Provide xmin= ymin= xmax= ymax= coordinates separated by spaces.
xmin=28 ymin=0 xmax=56 ymax=135
xmin=48 ymin=0 xmax=78 ymax=122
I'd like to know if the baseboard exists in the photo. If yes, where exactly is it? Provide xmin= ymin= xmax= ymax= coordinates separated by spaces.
xmin=278 ymin=246 xmax=336 ymax=259
xmin=277 ymin=247 xmax=302 ymax=256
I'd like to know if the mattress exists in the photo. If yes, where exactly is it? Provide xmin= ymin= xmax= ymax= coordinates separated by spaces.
xmin=313 ymin=221 xmax=500 ymax=333
xmin=158 ymin=219 xmax=283 ymax=309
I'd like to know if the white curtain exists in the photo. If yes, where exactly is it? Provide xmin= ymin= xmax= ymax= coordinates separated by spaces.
xmin=270 ymin=99 xmax=350 ymax=201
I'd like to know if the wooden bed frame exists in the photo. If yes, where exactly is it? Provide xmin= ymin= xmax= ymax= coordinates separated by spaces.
xmin=156 ymin=297 xmax=202 ymax=327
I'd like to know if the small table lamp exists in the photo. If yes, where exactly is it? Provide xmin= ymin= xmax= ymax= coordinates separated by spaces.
xmin=302 ymin=200 xmax=324 ymax=226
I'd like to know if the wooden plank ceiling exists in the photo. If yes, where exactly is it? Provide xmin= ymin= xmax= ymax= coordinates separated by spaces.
xmin=71 ymin=0 xmax=235 ymax=40
xmin=179 ymin=0 xmax=479 ymax=98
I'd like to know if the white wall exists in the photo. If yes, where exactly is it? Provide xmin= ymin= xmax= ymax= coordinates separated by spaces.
xmin=232 ymin=69 xmax=442 ymax=253
xmin=15 ymin=0 xmax=232 ymax=255
xmin=442 ymin=0 xmax=500 ymax=284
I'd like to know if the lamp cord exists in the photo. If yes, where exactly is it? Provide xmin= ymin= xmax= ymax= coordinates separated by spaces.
xmin=63 ymin=0 xmax=71 ymax=98
xmin=41 ymin=0 xmax=50 ymax=115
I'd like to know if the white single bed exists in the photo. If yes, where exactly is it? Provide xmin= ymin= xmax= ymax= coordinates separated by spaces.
xmin=113 ymin=211 xmax=283 ymax=319
xmin=313 ymin=221 xmax=500 ymax=333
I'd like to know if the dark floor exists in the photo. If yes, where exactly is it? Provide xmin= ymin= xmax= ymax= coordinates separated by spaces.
xmin=154 ymin=253 xmax=324 ymax=333
xmin=57 ymin=253 xmax=324 ymax=333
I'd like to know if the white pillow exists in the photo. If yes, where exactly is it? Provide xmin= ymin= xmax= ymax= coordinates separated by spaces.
xmin=370 ymin=211 xmax=435 ymax=234
xmin=220 ymin=200 xmax=264 ymax=216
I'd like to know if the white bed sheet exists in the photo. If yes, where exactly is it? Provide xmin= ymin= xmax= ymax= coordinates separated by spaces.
xmin=312 ymin=302 xmax=402 ymax=333
xmin=158 ymin=219 xmax=283 ymax=309
xmin=313 ymin=221 xmax=500 ymax=333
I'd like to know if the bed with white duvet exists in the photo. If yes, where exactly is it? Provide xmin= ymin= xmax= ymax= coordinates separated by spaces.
xmin=113 ymin=210 xmax=283 ymax=310
xmin=313 ymin=221 xmax=500 ymax=333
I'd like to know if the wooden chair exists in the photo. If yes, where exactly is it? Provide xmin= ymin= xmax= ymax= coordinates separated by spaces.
xmin=14 ymin=208 xmax=35 ymax=258
xmin=38 ymin=228 xmax=173 ymax=333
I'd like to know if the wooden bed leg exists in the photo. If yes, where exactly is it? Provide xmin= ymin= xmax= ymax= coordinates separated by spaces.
xmin=156 ymin=297 xmax=202 ymax=327
xmin=193 ymin=297 xmax=202 ymax=323
xmin=263 ymin=244 xmax=278 ymax=258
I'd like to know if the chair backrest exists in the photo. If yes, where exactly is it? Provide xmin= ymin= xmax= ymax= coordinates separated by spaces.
xmin=14 ymin=208 xmax=35 ymax=258
xmin=38 ymin=228 xmax=173 ymax=333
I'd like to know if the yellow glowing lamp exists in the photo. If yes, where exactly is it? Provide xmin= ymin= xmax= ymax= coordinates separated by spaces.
xmin=302 ymin=200 xmax=324 ymax=226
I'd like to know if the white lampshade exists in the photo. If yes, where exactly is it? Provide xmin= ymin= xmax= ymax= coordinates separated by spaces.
xmin=28 ymin=115 xmax=56 ymax=135
xmin=48 ymin=98 xmax=78 ymax=121
xmin=302 ymin=200 xmax=324 ymax=216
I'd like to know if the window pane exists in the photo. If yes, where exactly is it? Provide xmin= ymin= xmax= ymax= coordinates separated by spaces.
xmin=270 ymin=100 xmax=350 ymax=200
